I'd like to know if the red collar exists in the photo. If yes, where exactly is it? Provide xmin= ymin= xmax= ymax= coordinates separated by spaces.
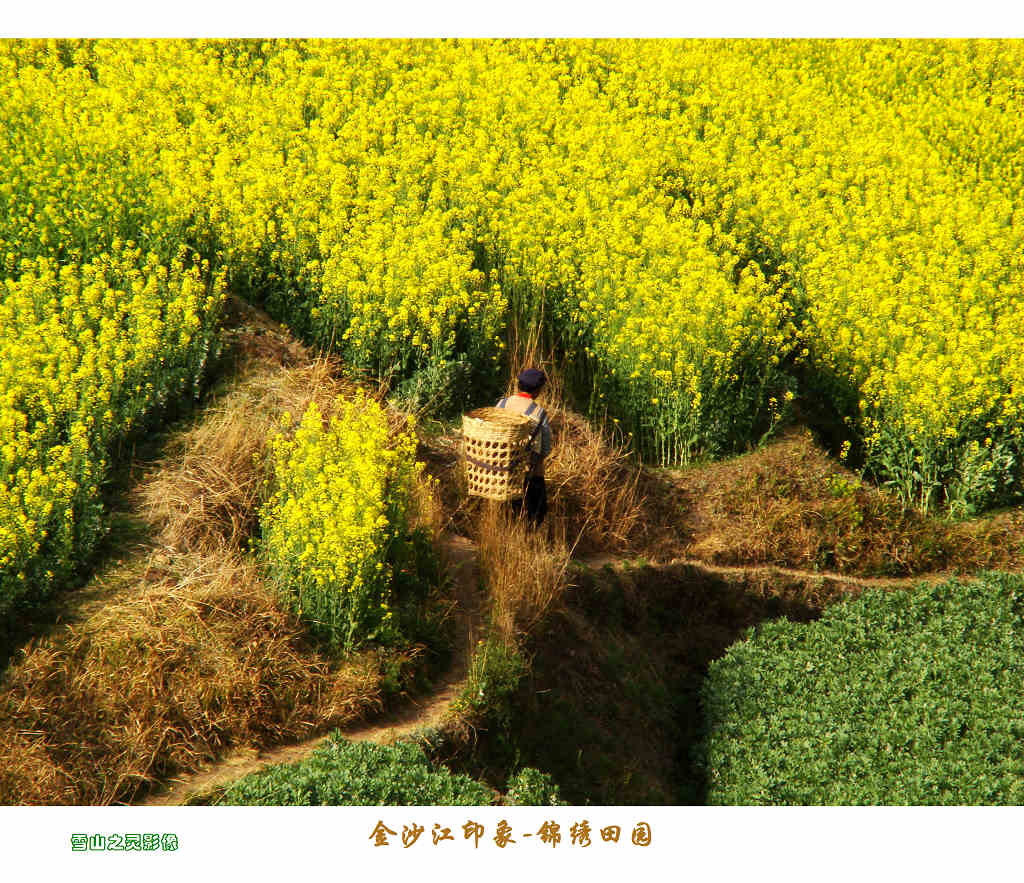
xmin=515 ymin=392 xmax=534 ymax=399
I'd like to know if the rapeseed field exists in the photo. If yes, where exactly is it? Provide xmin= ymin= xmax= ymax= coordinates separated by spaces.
xmin=3 ymin=38 xmax=1023 ymax=627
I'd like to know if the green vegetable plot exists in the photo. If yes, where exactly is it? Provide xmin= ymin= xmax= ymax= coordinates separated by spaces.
xmin=702 ymin=572 xmax=1024 ymax=805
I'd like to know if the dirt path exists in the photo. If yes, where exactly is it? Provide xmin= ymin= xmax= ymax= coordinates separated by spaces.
xmin=137 ymin=675 xmax=466 ymax=807
xmin=573 ymin=553 xmax=962 ymax=590
xmin=136 ymin=534 xmax=482 ymax=806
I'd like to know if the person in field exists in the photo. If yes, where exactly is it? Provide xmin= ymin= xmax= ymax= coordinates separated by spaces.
xmin=495 ymin=367 xmax=552 ymax=528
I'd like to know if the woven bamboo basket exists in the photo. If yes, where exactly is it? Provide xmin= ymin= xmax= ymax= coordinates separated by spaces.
xmin=461 ymin=407 xmax=535 ymax=501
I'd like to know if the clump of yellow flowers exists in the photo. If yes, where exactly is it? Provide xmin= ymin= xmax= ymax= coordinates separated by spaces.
xmin=259 ymin=393 xmax=423 ymax=651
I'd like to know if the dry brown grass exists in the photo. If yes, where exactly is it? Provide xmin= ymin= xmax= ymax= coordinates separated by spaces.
xmin=217 ymin=293 xmax=315 ymax=376
xmin=656 ymin=426 xmax=944 ymax=575
xmin=135 ymin=410 xmax=265 ymax=555
xmin=436 ymin=407 xmax=644 ymax=558
xmin=653 ymin=425 xmax=1024 ymax=576
xmin=0 ymin=549 xmax=389 ymax=805
xmin=474 ymin=503 xmax=573 ymax=646
xmin=947 ymin=509 xmax=1024 ymax=572
xmin=135 ymin=356 xmax=369 ymax=555
xmin=543 ymin=410 xmax=644 ymax=556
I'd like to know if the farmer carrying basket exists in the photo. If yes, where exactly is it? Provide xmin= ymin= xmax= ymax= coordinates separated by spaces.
xmin=461 ymin=367 xmax=552 ymax=527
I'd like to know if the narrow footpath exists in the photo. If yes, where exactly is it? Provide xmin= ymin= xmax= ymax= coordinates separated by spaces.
xmin=137 ymin=534 xmax=482 ymax=806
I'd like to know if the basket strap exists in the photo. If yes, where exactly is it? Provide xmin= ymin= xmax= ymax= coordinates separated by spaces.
xmin=523 ymin=402 xmax=548 ymax=429
xmin=525 ymin=410 xmax=544 ymax=445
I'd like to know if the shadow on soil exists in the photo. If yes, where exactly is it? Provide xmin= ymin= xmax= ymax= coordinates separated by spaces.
xmin=433 ymin=558 xmax=853 ymax=805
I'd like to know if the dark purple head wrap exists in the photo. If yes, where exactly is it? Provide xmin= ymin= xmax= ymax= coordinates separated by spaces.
xmin=517 ymin=367 xmax=547 ymax=394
